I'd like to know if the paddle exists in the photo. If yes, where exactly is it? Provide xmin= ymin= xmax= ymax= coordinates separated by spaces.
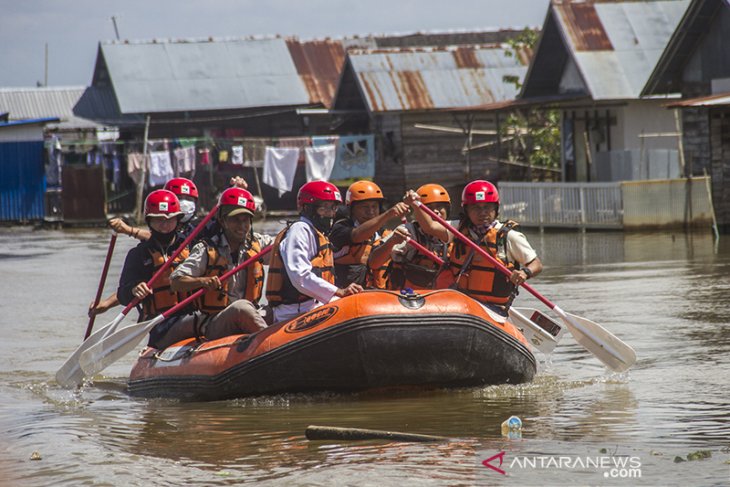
xmin=55 ymin=204 xmax=220 ymax=387
xmin=84 ymin=232 xmax=118 ymax=340
xmin=413 ymin=201 xmax=637 ymax=372
xmin=79 ymin=244 xmax=273 ymax=378
xmin=402 ymin=227 xmax=562 ymax=355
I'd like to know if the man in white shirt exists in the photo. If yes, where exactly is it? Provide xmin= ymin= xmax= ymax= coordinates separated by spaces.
xmin=266 ymin=181 xmax=362 ymax=324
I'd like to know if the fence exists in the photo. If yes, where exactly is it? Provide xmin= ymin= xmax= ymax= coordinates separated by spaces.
xmin=499 ymin=177 xmax=713 ymax=230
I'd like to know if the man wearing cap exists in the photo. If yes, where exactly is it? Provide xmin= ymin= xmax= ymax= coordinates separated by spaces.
xmin=169 ymin=188 xmax=274 ymax=345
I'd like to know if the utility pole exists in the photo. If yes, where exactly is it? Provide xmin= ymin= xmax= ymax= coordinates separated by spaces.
xmin=111 ymin=16 xmax=121 ymax=40
xmin=44 ymin=43 xmax=48 ymax=86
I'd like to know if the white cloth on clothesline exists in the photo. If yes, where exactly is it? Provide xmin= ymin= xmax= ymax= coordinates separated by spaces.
xmin=304 ymin=144 xmax=336 ymax=182
xmin=263 ymin=146 xmax=300 ymax=196
xmin=231 ymin=145 xmax=244 ymax=165
xmin=149 ymin=150 xmax=174 ymax=186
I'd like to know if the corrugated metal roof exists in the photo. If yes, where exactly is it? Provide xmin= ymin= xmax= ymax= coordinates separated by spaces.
xmin=554 ymin=0 xmax=690 ymax=100
xmin=0 ymin=87 xmax=100 ymax=129
xmin=0 ymin=117 xmax=60 ymax=128
xmin=286 ymin=39 xmax=346 ymax=108
xmin=347 ymin=45 xmax=528 ymax=112
xmin=98 ymin=38 xmax=313 ymax=114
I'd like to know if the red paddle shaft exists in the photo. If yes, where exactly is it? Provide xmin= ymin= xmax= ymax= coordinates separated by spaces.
xmin=84 ymin=233 xmax=118 ymax=339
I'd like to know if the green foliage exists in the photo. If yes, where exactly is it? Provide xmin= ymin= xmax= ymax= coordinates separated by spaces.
xmin=500 ymin=27 xmax=561 ymax=178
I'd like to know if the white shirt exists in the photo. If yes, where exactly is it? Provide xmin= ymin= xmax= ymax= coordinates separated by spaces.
xmin=458 ymin=220 xmax=537 ymax=266
xmin=272 ymin=217 xmax=338 ymax=323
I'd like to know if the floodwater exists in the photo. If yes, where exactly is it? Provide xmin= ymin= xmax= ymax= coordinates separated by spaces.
xmin=1 ymin=222 xmax=729 ymax=486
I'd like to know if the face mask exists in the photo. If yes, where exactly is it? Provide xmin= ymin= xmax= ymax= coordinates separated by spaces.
xmin=179 ymin=199 xmax=196 ymax=223
xmin=150 ymin=228 xmax=177 ymax=245
xmin=310 ymin=214 xmax=334 ymax=233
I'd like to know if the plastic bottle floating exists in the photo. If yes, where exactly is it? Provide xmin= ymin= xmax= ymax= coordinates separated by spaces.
xmin=501 ymin=415 xmax=523 ymax=439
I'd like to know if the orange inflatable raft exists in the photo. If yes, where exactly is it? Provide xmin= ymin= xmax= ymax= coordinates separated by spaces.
xmin=128 ymin=289 xmax=536 ymax=401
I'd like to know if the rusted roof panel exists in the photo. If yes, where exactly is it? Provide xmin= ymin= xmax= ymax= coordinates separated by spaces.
xmin=349 ymin=45 xmax=527 ymax=112
xmin=286 ymin=39 xmax=346 ymax=108
xmin=556 ymin=2 xmax=613 ymax=51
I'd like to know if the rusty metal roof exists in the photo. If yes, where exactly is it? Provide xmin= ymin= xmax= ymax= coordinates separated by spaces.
xmin=523 ymin=0 xmax=689 ymax=101
xmin=346 ymin=45 xmax=528 ymax=112
xmin=286 ymin=39 xmax=346 ymax=108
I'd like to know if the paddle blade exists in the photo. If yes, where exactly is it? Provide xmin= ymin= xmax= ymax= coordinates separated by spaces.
xmin=560 ymin=311 xmax=637 ymax=373
xmin=509 ymin=307 xmax=564 ymax=355
xmin=78 ymin=318 xmax=160 ymax=378
xmin=55 ymin=313 xmax=126 ymax=388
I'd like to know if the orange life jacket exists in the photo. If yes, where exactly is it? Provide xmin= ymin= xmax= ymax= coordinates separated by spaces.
xmin=141 ymin=246 xmax=190 ymax=320
xmin=367 ymin=228 xmax=392 ymax=289
xmin=266 ymin=222 xmax=335 ymax=305
xmin=387 ymin=224 xmax=453 ymax=291
xmin=195 ymin=237 xmax=265 ymax=314
xmin=448 ymin=220 xmax=520 ymax=306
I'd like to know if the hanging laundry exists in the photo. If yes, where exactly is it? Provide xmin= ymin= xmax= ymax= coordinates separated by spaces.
xmin=231 ymin=145 xmax=244 ymax=165
xmin=219 ymin=150 xmax=229 ymax=163
xmin=199 ymin=148 xmax=211 ymax=165
xmin=46 ymin=135 xmax=63 ymax=187
xmin=243 ymin=139 xmax=266 ymax=168
xmin=263 ymin=146 xmax=300 ymax=196
xmin=149 ymin=150 xmax=174 ymax=186
xmin=305 ymin=144 xmax=337 ymax=182
xmin=173 ymin=146 xmax=196 ymax=174
xmin=329 ymin=135 xmax=375 ymax=180
xmin=127 ymin=152 xmax=149 ymax=186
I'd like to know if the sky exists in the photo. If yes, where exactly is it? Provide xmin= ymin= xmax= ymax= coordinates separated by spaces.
xmin=0 ymin=0 xmax=550 ymax=88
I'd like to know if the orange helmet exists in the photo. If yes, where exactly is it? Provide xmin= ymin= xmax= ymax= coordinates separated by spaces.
xmin=345 ymin=180 xmax=384 ymax=206
xmin=144 ymin=190 xmax=182 ymax=219
xmin=416 ymin=184 xmax=450 ymax=205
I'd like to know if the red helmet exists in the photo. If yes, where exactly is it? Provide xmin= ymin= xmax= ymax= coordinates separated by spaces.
xmin=461 ymin=180 xmax=499 ymax=206
xmin=345 ymin=180 xmax=384 ymax=206
xmin=144 ymin=189 xmax=183 ymax=219
xmin=219 ymin=187 xmax=256 ymax=217
xmin=297 ymin=181 xmax=342 ymax=206
xmin=164 ymin=177 xmax=198 ymax=199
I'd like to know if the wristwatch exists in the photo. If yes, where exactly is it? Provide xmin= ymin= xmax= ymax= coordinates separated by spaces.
xmin=522 ymin=267 xmax=533 ymax=279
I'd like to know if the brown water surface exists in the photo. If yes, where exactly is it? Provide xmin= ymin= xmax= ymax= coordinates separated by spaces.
xmin=1 ymin=225 xmax=728 ymax=486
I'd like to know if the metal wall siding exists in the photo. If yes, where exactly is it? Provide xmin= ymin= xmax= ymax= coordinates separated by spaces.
xmin=622 ymin=178 xmax=713 ymax=228
xmin=0 ymin=142 xmax=45 ymax=221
